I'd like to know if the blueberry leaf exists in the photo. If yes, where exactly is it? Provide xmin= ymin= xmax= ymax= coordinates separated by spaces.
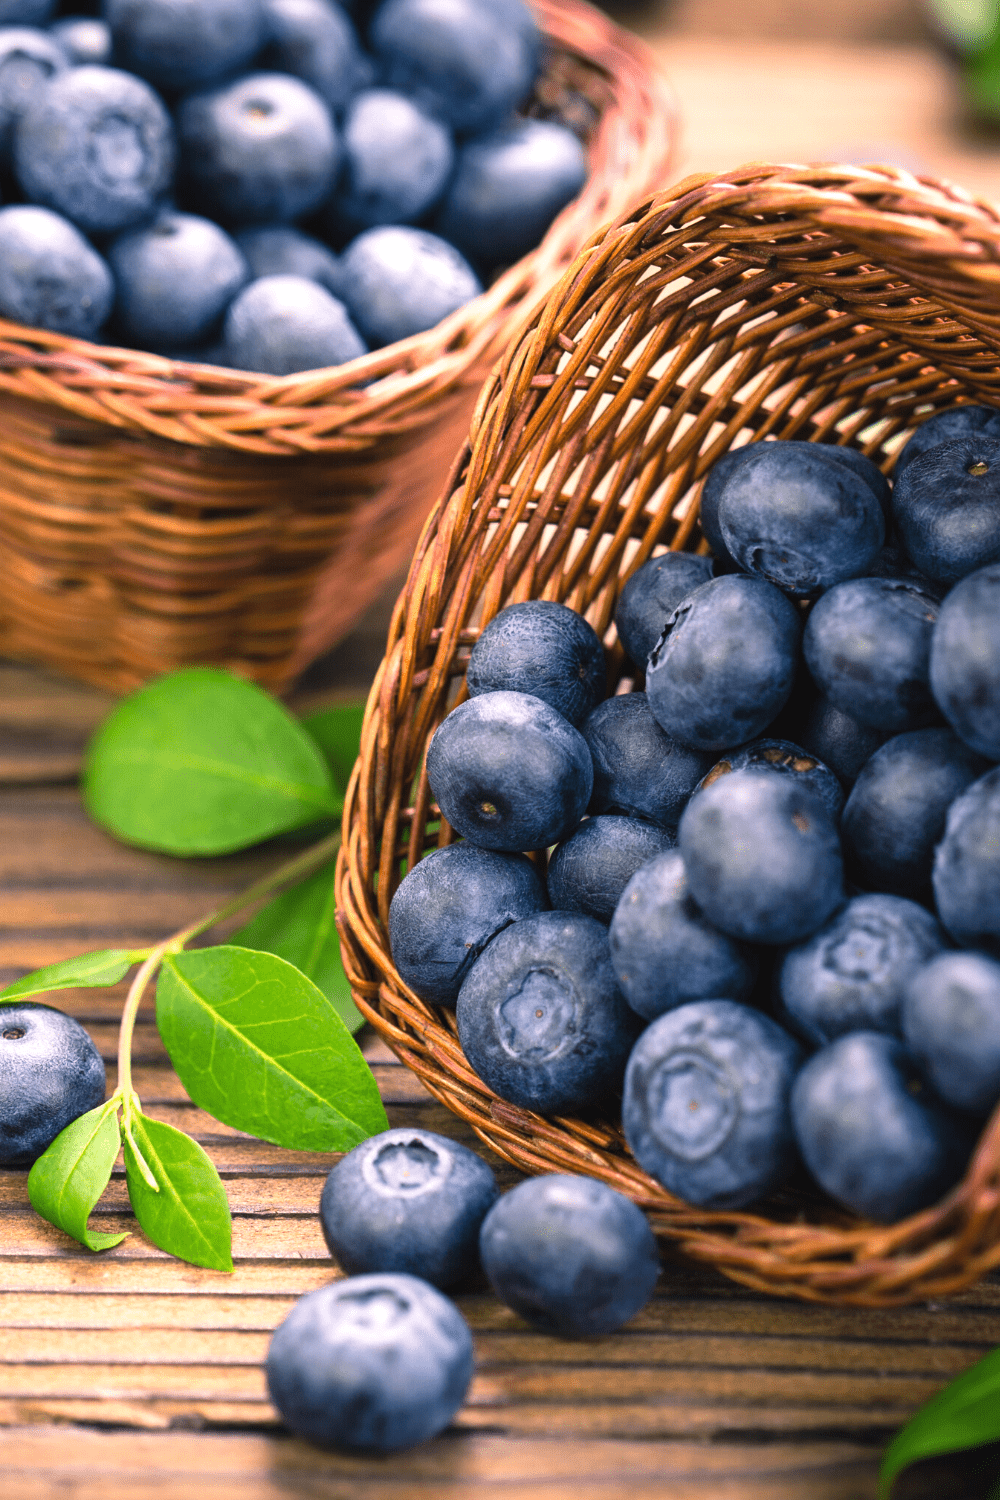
xmin=230 ymin=864 xmax=364 ymax=1033
xmin=123 ymin=1112 xmax=232 ymax=1272
xmin=156 ymin=946 xmax=387 ymax=1152
xmin=300 ymin=699 xmax=366 ymax=795
xmin=83 ymin=668 xmax=340 ymax=856
xmin=27 ymin=1099 xmax=128 ymax=1252
xmin=0 ymin=949 xmax=136 ymax=1002
xmin=879 ymin=1346 xmax=1000 ymax=1497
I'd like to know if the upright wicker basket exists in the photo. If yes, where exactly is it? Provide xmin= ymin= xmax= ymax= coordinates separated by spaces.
xmin=337 ymin=162 xmax=1000 ymax=1307
xmin=0 ymin=0 xmax=676 ymax=693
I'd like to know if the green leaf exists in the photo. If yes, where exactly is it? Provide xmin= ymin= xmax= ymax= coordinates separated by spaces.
xmin=27 ymin=1100 xmax=127 ymax=1252
xmin=122 ymin=1112 xmax=232 ymax=1272
xmin=0 ymin=949 xmax=136 ymax=1003
xmin=879 ymin=1346 xmax=1000 ymax=1497
xmin=230 ymin=864 xmax=364 ymax=1034
xmin=300 ymin=699 xmax=366 ymax=795
xmin=156 ymin=945 xmax=387 ymax=1153
xmin=83 ymin=668 xmax=339 ymax=856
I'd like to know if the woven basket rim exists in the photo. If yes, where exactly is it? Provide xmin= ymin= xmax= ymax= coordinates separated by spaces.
xmin=336 ymin=159 xmax=1000 ymax=1307
xmin=0 ymin=0 xmax=677 ymax=457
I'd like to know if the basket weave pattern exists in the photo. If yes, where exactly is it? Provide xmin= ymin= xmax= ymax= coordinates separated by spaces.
xmin=337 ymin=162 xmax=1000 ymax=1307
xmin=0 ymin=0 xmax=676 ymax=692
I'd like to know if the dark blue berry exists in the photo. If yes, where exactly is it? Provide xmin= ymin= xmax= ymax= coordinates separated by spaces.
xmin=697 ymin=446 xmax=754 ymax=564
xmin=0 ymin=1002 xmax=106 ymax=1165
xmin=791 ymin=1031 xmax=971 ymax=1222
xmin=0 ymin=0 xmax=53 ymax=22
xmin=893 ymin=403 xmax=1000 ymax=479
xmin=0 ymin=204 xmax=113 ymax=337
xmin=478 ymin=1174 xmax=660 ymax=1336
xmin=108 ymin=212 xmax=249 ymax=350
xmin=222 ymin=273 xmax=366 ymax=375
xmin=48 ymin=16 xmax=111 ymax=66
xmin=337 ymin=225 xmax=481 ymax=347
xmin=678 ymin=768 xmax=844 ymax=945
xmin=929 ymin=562 xmax=1000 ymax=760
xmin=177 ymin=73 xmax=339 ymax=229
xmin=892 ymin=436 xmax=1000 ymax=588
xmin=15 ymin=65 xmax=174 ymax=234
xmin=841 ymin=728 xmax=991 ymax=901
xmin=105 ymin=0 xmax=266 ymax=94
xmin=778 ymin=893 xmax=947 ymax=1046
xmin=266 ymin=1273 xmax=474 ymax=1451
xmin=427 ymin=690 xmax=592 ymax=852
xmin=456 ymin=910 xmax=639 ymax=1115
xmin=798 ymin=694 xmax=890 ymax=789
xmin=645 ymin=575 xmax=801 ymax=752
xmin=614 ymin=552 xmax=713 ymax=671
xmin=0 ymin=25 xmax=65 ymax=161
xmin=319 ymin=1127 xmax=499 ymax=1288
xmin=236 ymin=226 xmax=341 ymax=295
xmin=326 ymin=88 xmax=453 ymax=238
xmin=546 ymin=814 xmax=675 ymax=925
xmin=718 ymin=441 xmax=884 ymax=598
xmin=609 ymin=848 xmax=758 ymax=1022
xmin=622 ymin=999 xmax=802 ymax=1209
xmin=582 ymin=692 xmax=713 ymax=829
xmin=466 ymin=601 xmax=605 ymax=728
xmin=803 ymin=577 xmax=941 ymax=734
xmin=903 ymin=951 xmax=1000 ymax=1115
xmin=388 ymin=842 xmax=547 ymax=1006
xmin=259 ymin=0 xmax=371 ymax=112
xmin=692 ymin=737 xmax=845 ymax=823
xmin=933 ymin=766 xmax=1000 ymax=955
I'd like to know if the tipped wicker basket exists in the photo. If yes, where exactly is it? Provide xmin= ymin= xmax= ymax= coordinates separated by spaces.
xmin=0 ymin=0 xmax=676 ymax=694
xmin=337 ymin=162 xmax=1000 ymax=1307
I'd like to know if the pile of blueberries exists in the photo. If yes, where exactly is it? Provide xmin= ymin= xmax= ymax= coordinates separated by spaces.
xmin=389 ymin=401 xmax=1000 ymax=1228
xmin=0 ymin=0 xmax=588 ymax=373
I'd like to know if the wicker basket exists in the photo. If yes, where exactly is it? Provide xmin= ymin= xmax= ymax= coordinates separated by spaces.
xmin=337 ymin=161 xmax=1000 ymax=1307
xmin=0 ymin=0 xmax=676 ymax=694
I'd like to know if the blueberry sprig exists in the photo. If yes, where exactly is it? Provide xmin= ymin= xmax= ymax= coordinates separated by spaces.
xmin=1 ymin=670 xmax=385 ymax=1271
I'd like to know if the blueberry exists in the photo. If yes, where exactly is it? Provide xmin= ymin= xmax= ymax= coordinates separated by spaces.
xmin=265 ymin=1273 xmax=474 ymax=1451
xmin=466 ymin=601 xmax=605 ymax=728
xmin=456 ymin=910 xmax=639 ymax=1115
xmin=622 ymin=1000 xmax=802 ymax=1209
xmin=15 ymin=65 xmax=174 ymax=235
xmin=798 ymin=694 xmax=890 ymax=789
xmin=802 ymin=577 xmax=941 ymax=734
xmin=235 ymin=225 xmax=341 ymax=295
xmin=778 ymin=893 xmax=947 ymax=1046
xmin=718 ymin=441 xmax=884 ymax=598
xmin=48 ymin=16 xmax=111 ymax=66
xmin=177 ymin=73 xmax=340 ymax=229
xmin=0 ymin=204 xmax=113 ymax=337
xmin=893 ymin=403 xmax=1000 ymax=479
xmin=698 ymin=446 xmax=754 ymax=564
xmin=108 ymin=212 xmax=249 ymax=350
xmin=645 ymin=575 xmax=801 ymax=752
xmin=817 ymin=444 xmax=891 ymax=521
xmin=259 ymin=0 xmax=371 ymax=113
xmin=0 ymin=1001 xmax=106 ymax=1165
xmin=105 ymin=0 xmax=266 ymax=94
xmin=933 ymin=766 xmax=1000 ymax=955
xmin=325 ymin=88 xmax=453 ymax=239
xmin=841 ymin=728 xmax=991 ymax=901
xmin=929 ymin=562 xmax=1000 ymax=760
xmin=337 ymin=225 xmax=481 ymax=347
xmin=546 ymin=814 xmax=675 ymax=925
xmin=582 ymin=693 xmax=713 ymax=828
xmin=866 ymin=535 xmax=941 ymax=595
xmin=427 ymin=690 xmax=592 ymax=852
xmin=892 ymin=436 xmax=1000 ymax=588
xmin=0 ymin=0 xmax=53 ymax=23
xmin=0 ymin=26 xmax=65 ymax=161
xmin=478 ymin=1174 xmax=659 ymax=1336
xmin=791 ymin=1031 xmax=971 ymax=1222
xmin=609 ymin=848 xmax=758 ymax=1022
xmin=222 ymin=273 xmax=366 ymax=375
xmin=371 ymin=0 xmax=539 ymax=135
xmin=903 ymin=951 xmax=1000 ymax=1115
xmin=435 ymin=118 xmax=586 ymax=270
xmin=678 ymin=768 xmax=844 ymax=946
xmin=614 ymin=551 xmax=714 ymax=671
xmin=692 ymin=738 xmax=845 ymax=823
xmin=319 ymin=1127 xmax=499 ymax=1288
xmin=388 ymin=842 xmax=548 ymax=1006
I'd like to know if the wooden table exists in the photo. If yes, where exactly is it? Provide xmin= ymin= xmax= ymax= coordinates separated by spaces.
xmin=4 ymin=658 xmax=1000 ymax=1500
